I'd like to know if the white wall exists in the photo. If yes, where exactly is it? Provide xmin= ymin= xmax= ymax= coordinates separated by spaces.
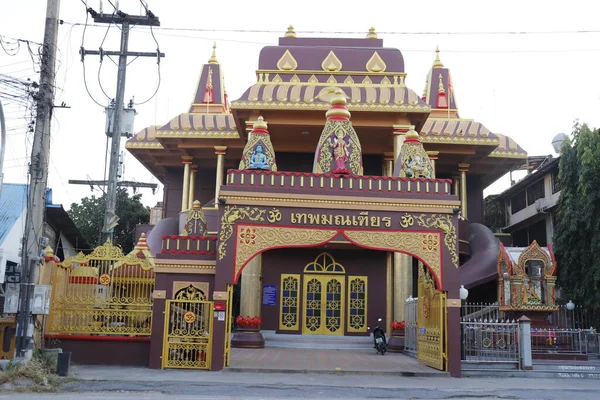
xmin=507 ymin=171 xmax=560 ymax=229
xmin=0 ymin=208 xmax=26 ymax=283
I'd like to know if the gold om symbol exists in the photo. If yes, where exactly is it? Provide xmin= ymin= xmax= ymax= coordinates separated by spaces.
xmin=267 ymin=208 xmax=282 ymax=224
xmin=183 ymin=311 xmax=196 ymax=324
xmin=99 ymin=274 xmax=111 ymax=286
xmin=399 ymin=214 xmax=414 ymax=228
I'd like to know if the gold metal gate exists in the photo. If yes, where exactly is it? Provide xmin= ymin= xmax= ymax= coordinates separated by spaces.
xmin=417 ymin=264 xmax=447 ymax=371
xmin=223 ymin=284 xmax=233 ymax=367
xmin=162 ymin=299 xmax=213 ymax=369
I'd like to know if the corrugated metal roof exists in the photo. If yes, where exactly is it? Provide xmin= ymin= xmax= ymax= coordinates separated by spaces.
xmin=0 ymin=183 xmax=28 ymax=244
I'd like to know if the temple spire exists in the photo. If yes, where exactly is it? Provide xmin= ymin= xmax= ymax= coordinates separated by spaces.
xmin=284 ymin=25 xmax=296 ymax=38
xmin=208 ymin=42 xmax=218 ymax=64
xmin=433 ymin=46 xmax=444 ymax=68
xmin=366 ymin=27 xmax=378 ymax=39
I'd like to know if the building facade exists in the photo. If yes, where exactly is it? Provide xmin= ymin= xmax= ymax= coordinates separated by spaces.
xmin=47 ymin=28 xmax=529 ymax=377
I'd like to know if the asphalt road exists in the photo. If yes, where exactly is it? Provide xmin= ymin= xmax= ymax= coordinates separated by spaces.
xmin=1 ymin=380 xmax=599 ymax=400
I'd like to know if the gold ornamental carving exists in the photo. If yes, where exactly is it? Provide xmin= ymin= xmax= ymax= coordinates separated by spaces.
xmin=234 ymin=225 xmax=338 ymax=281
xmin=218 ymin=206 xmax=266 ymax=260
xmin=321 ymin=51 xmax=343 ymax=72
xmin=277 ymin=50 xmax=298 ymax=71
xmin=343 ymin=230 xmax=441 ymax=284
xmin=174 ymin=283 xmax=209 ymax=300
xmin=516 ymin=240 xmax=554 ymax=277
xmin=415 ymin=214 xmax=458 ymax=269
xmin=399 ymin=213 xmax=415 ymax=228
xmin=366 ymin=51 xmax=387 ymax=72
xmin=60 ymin=238 xmax=153 ymax=271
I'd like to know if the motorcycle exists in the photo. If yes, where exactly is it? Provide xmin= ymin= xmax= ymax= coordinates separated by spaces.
xmin=369 ymin=318 xmax=387 ymax=355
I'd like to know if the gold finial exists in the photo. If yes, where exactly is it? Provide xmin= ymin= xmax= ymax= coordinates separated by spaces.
xmin=208 ymin=42 xmax=218 ymax=64
xmin=438 ymin=73 xmax=445 ymax=93
xmin=325 ymin=89 xmax=351 ymax=119
xmin=366 ymin=27 xmax=378 ymax=39
xmin=45 ymin=246 xmax=54 ymax=257
xmin=406 ymin=129 xmax=419 ymax=139
xmin=433 ymin=46 xmax=443 ymax=68
xmin=253 ymin=116 xmax=268 ymax=130
xmin=284 ymin=25 xmax=296 ymax=38
xmin=192 ymin=200 xmax=201 ymax=209
xmin=135 ymin=232 xmax=149 ymax=250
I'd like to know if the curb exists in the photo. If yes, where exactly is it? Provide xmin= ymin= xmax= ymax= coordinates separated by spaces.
xmin=223 ymin=367 xmax=449 ymax=377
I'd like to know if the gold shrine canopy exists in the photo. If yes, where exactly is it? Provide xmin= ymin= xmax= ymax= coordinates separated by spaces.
xmin=126 ymin=30 xmax=527 ymax=186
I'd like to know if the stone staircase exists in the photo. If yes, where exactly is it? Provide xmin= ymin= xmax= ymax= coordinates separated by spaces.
xmin=262 ymin=330 xmax=372 ymax=350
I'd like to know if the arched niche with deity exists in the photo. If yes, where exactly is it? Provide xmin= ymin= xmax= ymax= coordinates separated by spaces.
xmin=239 ymin=116 xmax=278 ymax=171
xmin=497 ymin=241 xmax=558 ymax=312
xmin=312 ymin=88 xmax=363 ymax=175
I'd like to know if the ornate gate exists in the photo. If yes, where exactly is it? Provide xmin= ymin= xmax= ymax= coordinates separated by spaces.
xmin=162 ymin=299 xmax=213 ymax=369
xmin=223 ymin=284 xmax=233 ymax=367
xmin=417 ymin=264 xmax=448 ymax=371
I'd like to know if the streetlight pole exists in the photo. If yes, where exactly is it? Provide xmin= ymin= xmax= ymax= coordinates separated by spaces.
xmin=459 ymin=285 xmax=469 ymax=361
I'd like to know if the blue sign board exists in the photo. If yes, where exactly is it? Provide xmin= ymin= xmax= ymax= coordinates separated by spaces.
xmin=262 ymin=285 xmax=277 ymax=306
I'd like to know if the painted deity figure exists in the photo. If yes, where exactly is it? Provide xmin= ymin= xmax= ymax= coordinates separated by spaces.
xmin=249 ymin=145 xmax=270 ymax=169
xmin=330 ymin=130 xmax=349 ymax=172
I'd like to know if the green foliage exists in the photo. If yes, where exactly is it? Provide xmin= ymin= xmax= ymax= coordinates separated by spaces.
xmin=554 ymin=123 xmax=600 ymax=323
xmin=483 ymin=195 xmax=505 ymax=232
xmin=68 ymin=188 xmax=150 ymax=253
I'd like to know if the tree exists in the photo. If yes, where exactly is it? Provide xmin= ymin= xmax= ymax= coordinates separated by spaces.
xmin=68 ymin=188 xmax=150 ymax=253
xmin=554 ymin=123 xmax=600 ymax=324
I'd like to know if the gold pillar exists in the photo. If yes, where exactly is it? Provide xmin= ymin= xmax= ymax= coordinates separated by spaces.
xmin=188 ymin=165 xmax=197 ymax=209
xmin=214 ymin=146 xmax=227 ymax=203
xmin=458 ymin=163 xmax=470 ymax=219
xmin=391 ymin=125 xmax=414 ymax=323
xmin=452 ymin=175 xmax=460 ymax=196
xmin=426 ymin=151 xmax=439 ymax=178
xmin=240 ymin=254 xmax=262 ymax=317
xmin=384 ymin=152 xmax=394 ymax=177
xmin=386 ymin=252 xmax=393 ymax=336
xmin=181 ymin=156 xmax=193 ymax=212
xmin=392 ymin=124 xmax=414 ymax=163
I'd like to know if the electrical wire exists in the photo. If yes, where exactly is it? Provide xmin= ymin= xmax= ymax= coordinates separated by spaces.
xmin=79 ymin=3 xmax=106 ymax=108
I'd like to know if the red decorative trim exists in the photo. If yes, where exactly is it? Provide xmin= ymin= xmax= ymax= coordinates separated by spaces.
xmin=44 ymin=334 xmax=150 ymax=343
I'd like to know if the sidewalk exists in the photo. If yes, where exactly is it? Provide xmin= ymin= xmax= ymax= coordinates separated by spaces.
xmin=68 ymin=364 xmax=600 ymax=392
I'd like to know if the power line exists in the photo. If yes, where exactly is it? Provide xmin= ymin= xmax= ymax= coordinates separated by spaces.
xmin=59 ymin=22 xmax=600 ymax=36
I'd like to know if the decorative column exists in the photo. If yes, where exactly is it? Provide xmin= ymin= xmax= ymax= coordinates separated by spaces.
xmin=188 ymin=165 xmax=197 ymax=210
xmin=458 ymin=163 xmax=470 ymax=219
xmin=181 ymin=156 xmax=193 ymax=212
xmin=426 ymin=151 xmax=439 ymax=178
xmin=392 ymin=124 xmax=414 ymax=168
xmin=392 ymin=125 xmax=415 ymax=323
xmin=240 ymin=255 xmax=262 ymax=318
xmin=214 ymin=146 xmax=227 ymax=204
xmin=452 ymin=175 xmax=460 ymax=196
xmin=384 ymin=152 xmax=394 ymax=177
xmin=384 ymin=151 xmax=394 ymax=335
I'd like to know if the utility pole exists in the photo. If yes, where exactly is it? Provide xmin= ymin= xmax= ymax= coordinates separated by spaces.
xmin=80 ymin=5 xmax=163 ymax=243
xmin=0 ymin=99 xmax=6 ymax=197
xmin=15 ymin=0 xmax=60 ymax=360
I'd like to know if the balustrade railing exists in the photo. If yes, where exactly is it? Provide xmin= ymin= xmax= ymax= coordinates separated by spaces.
xmin=461 ymin=319 xmax=520 ymax=363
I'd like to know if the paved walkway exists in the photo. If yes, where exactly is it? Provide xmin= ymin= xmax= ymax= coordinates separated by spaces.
xmin=227 ymin=347 xmax=442 ymax=376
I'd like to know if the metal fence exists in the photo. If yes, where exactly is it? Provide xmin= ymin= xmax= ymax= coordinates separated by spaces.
xmin=463 ymin=302 xmax=593 ymax=330
xmin=531 ymin=329 xmax=586 ymax=355
xmin=461 ymin=319 xmax=520 ymax=363
xmin=404 ymin=297 xmax=418 ymax=356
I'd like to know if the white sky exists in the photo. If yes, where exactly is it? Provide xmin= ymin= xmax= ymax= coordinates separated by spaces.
xmin=1 ymin=0 xmax=599 ymax=209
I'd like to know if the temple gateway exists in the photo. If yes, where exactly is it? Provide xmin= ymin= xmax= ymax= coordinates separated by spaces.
xmin=46 ymin=27 xmax=527 ymax=378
